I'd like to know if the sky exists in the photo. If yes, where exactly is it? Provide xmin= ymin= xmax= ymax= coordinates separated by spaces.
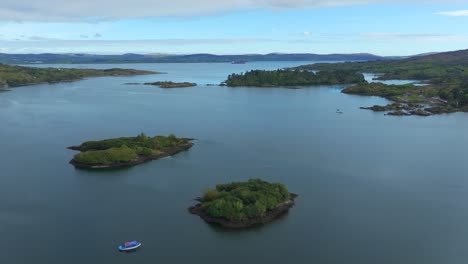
xmin=0 ymin=0 xmax=467 ymax=55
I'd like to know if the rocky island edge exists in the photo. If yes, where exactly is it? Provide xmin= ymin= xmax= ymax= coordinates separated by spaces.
xmin=189 ymin=179 xmax=297 ymax=228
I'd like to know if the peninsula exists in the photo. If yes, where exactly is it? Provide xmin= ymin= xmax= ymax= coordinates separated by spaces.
xmin=294 ymin=49 xmax=468 ymax=116
xmin=0 ymin=64 xmax=158 ymax=88
xmin=189 ymin=179 xmax=297 ymax=228
xmin=68 ymin=133 xmax=193 ymax=169
xmin=224 ymin=69 xmax=366 ymax=87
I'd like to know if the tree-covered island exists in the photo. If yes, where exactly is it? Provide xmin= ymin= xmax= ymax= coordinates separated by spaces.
xmin=0 ymin=64 xmax=158 ymax=88
xmin=224 ymin=69 xmax=366 ymax=87
xmin=143 ymin=81 xmax=197 ymax=88
xmin=189 ymin=179 xmax=297 ymax=228
xmin=293 ymin=49 xmax=468 ymax=116
xmin=68 ymin=133 xmax=193 ymax=169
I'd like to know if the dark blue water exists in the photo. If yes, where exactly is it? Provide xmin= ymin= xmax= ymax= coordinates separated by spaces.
xmin=1 ymin=62 xmax=468 ymax=264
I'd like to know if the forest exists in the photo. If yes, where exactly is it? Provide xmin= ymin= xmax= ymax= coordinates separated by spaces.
xmin=225 ymin=69 xmax=366 ymax=87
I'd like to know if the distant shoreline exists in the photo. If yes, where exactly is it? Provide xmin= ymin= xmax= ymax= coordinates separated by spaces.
xmin=0 ymin=64 xmax=159 ymax=89
xmin=0 ymin=53 xmax=385 ymax=64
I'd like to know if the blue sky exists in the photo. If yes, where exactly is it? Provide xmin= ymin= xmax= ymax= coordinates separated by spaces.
xmin=0 ymin=1 xmax=467 ymax=55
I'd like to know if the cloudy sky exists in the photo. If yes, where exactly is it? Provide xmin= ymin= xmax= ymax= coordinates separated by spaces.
xmin=0 ymin=0 xmax=467 ymax=55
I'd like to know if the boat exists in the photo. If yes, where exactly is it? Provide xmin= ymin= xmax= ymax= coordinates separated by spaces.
xmin=231 ymin=60 xmax=246 ymax=64
xmin=118 ymin=241 xmax=142 ymax=251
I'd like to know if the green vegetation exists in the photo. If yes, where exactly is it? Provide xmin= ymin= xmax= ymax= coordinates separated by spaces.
xmin=199 ymin=179 xmax=292 ymax=221
xmin=343 ymin=83 xmax=439 ymax=99
xmin=294 ymin=60 xmax=468 ymax=86
xmin=0 ymin=64 xmax=157 ymax=88
xmin=71 ymin=133 xmax=191 ymax=166
xmin=225 ymin=69 xmax=366 ymax=87
xmin=347 ymin=82 xmax=468 ymax=115
xmin=360 ymin=103 xmax=432 ymax=116
xmin=144 ymin=81 xmax=197 ymax=88
xmin=293 ymin=49 xmax=468 ymax=115
xmin=78 ymin=133 xmax=184 ymax=151
xmin=74 ymin=145 xmax=138 ymax=165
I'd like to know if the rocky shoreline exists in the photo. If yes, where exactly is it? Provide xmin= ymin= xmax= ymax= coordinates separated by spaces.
xmin=68 ymin=142 xmax=193 ymax=169
xmin=189 ymin=193 xmax=298 ymax=229
xmin=360 ymin=103 xmax=432 ymax=116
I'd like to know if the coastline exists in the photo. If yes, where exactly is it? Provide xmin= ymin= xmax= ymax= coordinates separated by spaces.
xmin=0 ymin=66 xmax=160 ymax=89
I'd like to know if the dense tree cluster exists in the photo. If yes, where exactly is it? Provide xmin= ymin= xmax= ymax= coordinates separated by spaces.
xmin=225 ymin=69 xmax=366 ymax=87
xmin=200 ymin=179 xmax=291 ymax=221
xmin=439 ymin=82 xmax=468 ymax=107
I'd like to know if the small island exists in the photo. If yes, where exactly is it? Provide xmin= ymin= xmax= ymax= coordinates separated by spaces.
xmin=189 ymin=179 xmax=297 ymax=228
xmin=144 ymin=81 xmax=197 ymax=88
xmin=224 ymin=69 xmax=366 ymax=87
xmin=68 ymin=133 xmax=193 ymax=169
xmin=0 ymin=64 xmax=158 ymax=89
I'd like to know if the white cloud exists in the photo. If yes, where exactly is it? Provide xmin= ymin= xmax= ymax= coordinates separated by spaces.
xmin=435 ymin=10 xmax=468 ymax=17
xmin=303 ymin=31 xmax=312 ymax=36
xmin=0 ymin=0 xmax=461 ymax=22
xmin=359 ymin=32 xmax=468 ymax=42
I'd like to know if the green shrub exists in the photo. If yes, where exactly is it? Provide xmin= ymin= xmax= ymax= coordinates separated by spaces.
xmin=203 ymin=189 xmax=221 ymax=201
xmin=136 ymin=147 xmax=153 ymax=156
xmin=74 ymin=145 xmax=138 ymax=165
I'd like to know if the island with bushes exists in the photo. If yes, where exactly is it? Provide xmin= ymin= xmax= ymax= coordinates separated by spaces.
xmin=293 ymin=49 xmax=468 ymax=116
xmin=68 ymin=133 xmax=193 ymax=169
xmin=0 ymin=64 xmax=158 ymax=88
xmin=143 ymin=81 xmax=197 ymax=88
xmin=189 ymin=179 xmax=297 ymax=228
xmin=224 ymin=69 xmax=366 ymax=87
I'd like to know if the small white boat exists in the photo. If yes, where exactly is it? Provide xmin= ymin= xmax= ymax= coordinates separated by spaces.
xmin=118 ymin=241 xmax=142 ymax=251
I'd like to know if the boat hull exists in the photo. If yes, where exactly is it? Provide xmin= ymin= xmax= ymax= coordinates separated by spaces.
xmin=118 ymin=243 xmax=142 ymax=251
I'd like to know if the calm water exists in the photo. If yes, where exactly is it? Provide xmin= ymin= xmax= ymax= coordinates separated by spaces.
xmin=1 ymin=62 xmax=468 ymax=264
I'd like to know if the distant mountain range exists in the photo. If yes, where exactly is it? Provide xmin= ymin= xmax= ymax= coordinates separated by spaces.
xmin=0 ymin=52 xmax=386 ymax=64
